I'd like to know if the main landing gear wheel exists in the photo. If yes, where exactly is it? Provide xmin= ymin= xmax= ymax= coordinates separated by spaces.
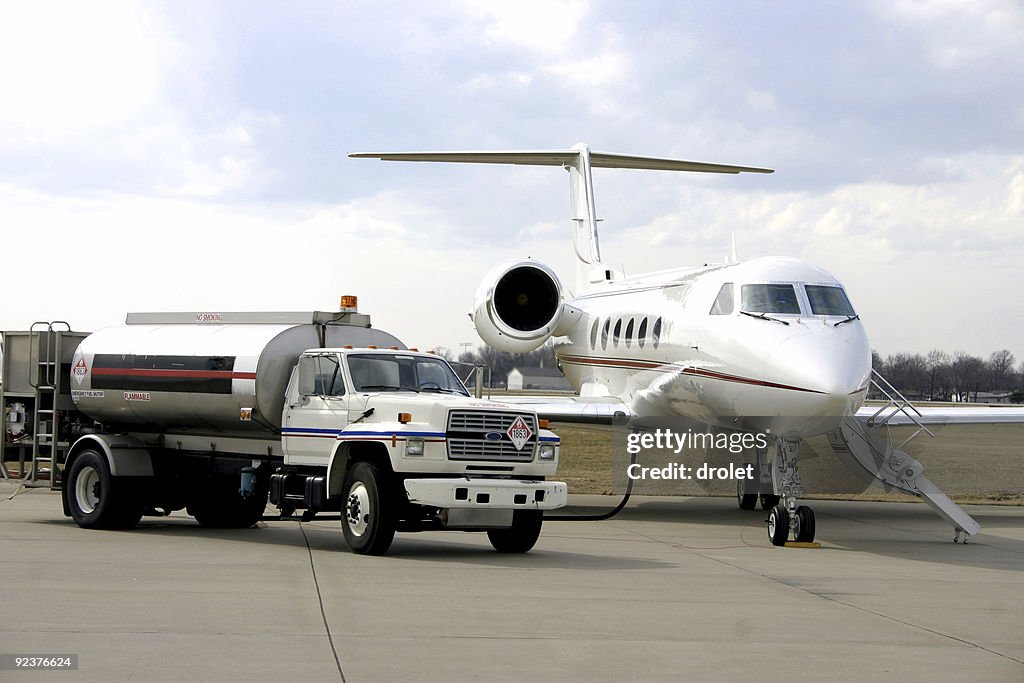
xmin=64 ymin=449 xmax=143 ymax=530
xmin=487 ymin=510 xmax=543 ymax=553
xmin=737 ymin=478 xmax=758 ymax=510
xmin=342 ymin=461 xmax=397 ymax=556
xmin=760 ymin=494 xmax=781 ymax=511
xmin=794 ymin=506 xmax=816 ymax=543
xmin=767 ymin=504 xmax=790 ymax=546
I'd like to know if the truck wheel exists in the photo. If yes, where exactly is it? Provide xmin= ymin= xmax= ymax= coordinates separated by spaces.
xmin=487 ymin=510 xmax=543 ymax=553
xmin=64 ymin=450 xmax=143 ymax=530
xmin=341 ymin=461 xmax=396 ymax=555
xmin=189 ymin=477 xmax=268 ymax=529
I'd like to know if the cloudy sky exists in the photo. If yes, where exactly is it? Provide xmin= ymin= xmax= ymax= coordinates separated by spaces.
xmin=2 ymin=1 xmax=1022 ymax=363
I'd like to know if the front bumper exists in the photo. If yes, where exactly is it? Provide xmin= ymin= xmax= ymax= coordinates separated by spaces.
xmin=403 ymin=478 xmax=567 ymax=510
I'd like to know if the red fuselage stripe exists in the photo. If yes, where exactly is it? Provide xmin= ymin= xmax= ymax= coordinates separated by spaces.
xmin=557 ymin=354 xmax=822 ymax=394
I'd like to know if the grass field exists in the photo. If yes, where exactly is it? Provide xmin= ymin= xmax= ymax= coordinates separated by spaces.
xmin=5 ymin=421 xmax=1019 ymax=505
xmin=552 ymin=423 xmax=1024 ymax=505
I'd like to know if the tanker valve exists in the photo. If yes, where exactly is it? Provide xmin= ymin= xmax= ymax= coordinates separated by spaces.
xmin=239 ymin=466 xmax=257 ymax=498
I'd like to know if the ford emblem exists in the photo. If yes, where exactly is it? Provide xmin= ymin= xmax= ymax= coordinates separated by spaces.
xmin=484 ymin=432 xmax=503 ymax=441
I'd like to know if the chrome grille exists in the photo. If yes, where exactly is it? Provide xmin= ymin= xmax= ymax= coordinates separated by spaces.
xmin=446 ymin=411 xmax=537 ymax=462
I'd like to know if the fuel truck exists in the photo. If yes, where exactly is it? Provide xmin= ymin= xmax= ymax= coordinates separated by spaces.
xmin=0 ymin=303 xmax=566 ymax=555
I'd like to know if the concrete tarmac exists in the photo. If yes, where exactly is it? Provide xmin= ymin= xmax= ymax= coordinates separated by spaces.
xmin=1 ymin=483 xmax=1022 ymax=682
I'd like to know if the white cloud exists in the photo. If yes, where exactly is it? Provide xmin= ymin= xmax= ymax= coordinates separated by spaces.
xmin=606 ymin=151 xmax=1024 ymax=358
xmin=544 ymin=49 xmax=629 ymax=88
xmin=1 ymin=1 xmax=1021 ymax=361
xmin=459 ymin=0 xmax=589 ymax=53
xmin=0 ymin=2 xmax=173 ymax=147
xmin=874 ymin=0 xmax=1024 ymax=69
xmin=0 ymin=184 xmax=570 ymax=352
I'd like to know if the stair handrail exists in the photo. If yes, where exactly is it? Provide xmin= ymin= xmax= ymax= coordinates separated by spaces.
xmin=868 ymin=369 xmax=934 ymax=450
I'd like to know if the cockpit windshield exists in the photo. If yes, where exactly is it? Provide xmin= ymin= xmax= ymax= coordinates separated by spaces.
xmin=805 ymin=285 xmax=855 ymax=316
xmin=348 ymin=354 xmax=470 ymax=395
xmin=740 ymin=284 xmax=800 ymax=314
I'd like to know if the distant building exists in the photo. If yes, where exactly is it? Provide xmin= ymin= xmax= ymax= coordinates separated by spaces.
xmin=972 ymin=391 xmax=1014 ymax=404
xmin=506 ymin=366 xmax=572 ymax=391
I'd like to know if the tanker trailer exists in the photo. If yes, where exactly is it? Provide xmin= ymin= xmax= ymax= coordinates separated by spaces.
xmin=5 ymin=305 xmax=566 ymax=555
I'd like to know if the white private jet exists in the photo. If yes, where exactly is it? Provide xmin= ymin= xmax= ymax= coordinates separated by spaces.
xmin=352 ymin=144 xmax=1024 ymax=545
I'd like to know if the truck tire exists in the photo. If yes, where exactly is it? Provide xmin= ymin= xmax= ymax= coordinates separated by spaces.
xmin=341 ymin=461 xmax=396 ymax=555
xmin=487 ymin=510 xmax=543 ymax=553
xmin=189 ymin=476 xmax=268 ymax=529
xmin=64 ymin=449 xmax=143 ymax=530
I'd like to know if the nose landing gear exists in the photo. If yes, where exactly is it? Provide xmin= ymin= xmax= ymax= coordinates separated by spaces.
xmin=737 ymin=437 xmax=818 ymax=546
xmin=766 ymin=501 xmax=816 ymax=546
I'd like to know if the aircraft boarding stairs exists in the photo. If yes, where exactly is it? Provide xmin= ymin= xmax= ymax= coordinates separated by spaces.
xmin=826 ymin=370 xmax=980 ymax=542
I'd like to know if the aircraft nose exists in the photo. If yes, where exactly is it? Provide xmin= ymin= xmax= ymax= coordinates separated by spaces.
xmin=765 ymin=325 xmax=872 ymax=412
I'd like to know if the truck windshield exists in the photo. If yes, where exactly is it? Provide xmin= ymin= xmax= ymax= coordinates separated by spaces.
xmin=348 ymin=354 xmax=470 ymax=395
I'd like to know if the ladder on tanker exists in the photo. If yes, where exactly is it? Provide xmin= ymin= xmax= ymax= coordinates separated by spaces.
xmin=20 ymin=322 xmax=72 ymax=489
xmin=826 ymin=369 xmax=980 ymax=541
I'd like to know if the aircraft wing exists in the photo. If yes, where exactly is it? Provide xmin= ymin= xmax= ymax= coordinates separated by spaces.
xmin=854 ymin=405 xmax=1024 ymax=426
xmin=494 ymin=396 xmax=1024 ymax=428
xmin=485 ymin=395 xmax=632 ymax=426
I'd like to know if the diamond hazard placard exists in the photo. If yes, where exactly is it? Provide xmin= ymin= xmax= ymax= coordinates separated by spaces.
xmin=73 ymin=358 xmax=88 ymax=385
xmin=506 ymin=416 xmax=533 ymax=450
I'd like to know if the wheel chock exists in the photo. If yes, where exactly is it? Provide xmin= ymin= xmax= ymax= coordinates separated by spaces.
xmin=782 ymin=541 xmax=821 ymax=549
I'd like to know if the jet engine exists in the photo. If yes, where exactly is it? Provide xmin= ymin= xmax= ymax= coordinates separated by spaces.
xmin=472 ymin=258 xmax=573 ymax=353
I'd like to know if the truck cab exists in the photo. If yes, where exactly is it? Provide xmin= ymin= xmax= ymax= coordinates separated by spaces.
xmin=276 ymin=348 xmax=566 ymax=554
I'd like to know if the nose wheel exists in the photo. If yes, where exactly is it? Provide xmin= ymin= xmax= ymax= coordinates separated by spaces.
xmin=766 ymin=503 xmax=816 ymax=546
xmin=737 ymin=478 xmax=758 ymax=510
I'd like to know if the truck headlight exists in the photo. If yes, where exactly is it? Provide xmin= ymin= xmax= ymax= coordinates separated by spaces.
xmin=406 ymin=438 xmax=425 ymax=457
xmin=538 ymin=443 xmax=556 ymax=460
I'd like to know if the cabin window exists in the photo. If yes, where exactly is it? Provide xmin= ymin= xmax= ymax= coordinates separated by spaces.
xmin=710 ymin=283 xmax=734 ymax=315
xmin=613 ymin=319 xmax=622 ymax=347
xmin=625 ymin=318 xmax=635 ymax=347
xmin=601 ymin=319 xmax=610 ymax=350
xmin=652 ymin=318 xmax=663 ymax=349
xmin=805 ymin=285 xmax=855 ymax=317
xmin=590 ymin=319 xmax=600 ymax=349
xmin=638 ymin=318 xmax=648 ymax=348
xmin=741 ymin=284 xmax=801 ymax=315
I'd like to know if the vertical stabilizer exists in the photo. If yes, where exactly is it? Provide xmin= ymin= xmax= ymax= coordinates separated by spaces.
xmin=567 ymin=143 xmax=605 ymax=293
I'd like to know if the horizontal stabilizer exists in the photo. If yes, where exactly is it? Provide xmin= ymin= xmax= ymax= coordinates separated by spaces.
xmin=350 ymin=143 xmax=773 ymax=292
xmin=349 ymin=149 xmax=773 ymax=175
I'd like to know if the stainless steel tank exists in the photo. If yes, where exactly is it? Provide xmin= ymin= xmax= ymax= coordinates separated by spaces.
xmin=69 ymin=311 xmax=404 ymax=436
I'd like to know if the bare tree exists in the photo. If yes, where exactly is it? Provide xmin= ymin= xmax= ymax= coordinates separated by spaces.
xmin=884 ymin=352 xmax=928 ymax=397
xmin=871 ymin=350 xmax=885 ymax=374
xmin=987 ymin=349 xmax=1016 ymax=391
xmin=950 ymin=351 xmax=985 ymax=402
xmin=926 ymin=349 xmax=951 ymax=401
xmin=432 ymin=346 xmax=454 ymax=361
